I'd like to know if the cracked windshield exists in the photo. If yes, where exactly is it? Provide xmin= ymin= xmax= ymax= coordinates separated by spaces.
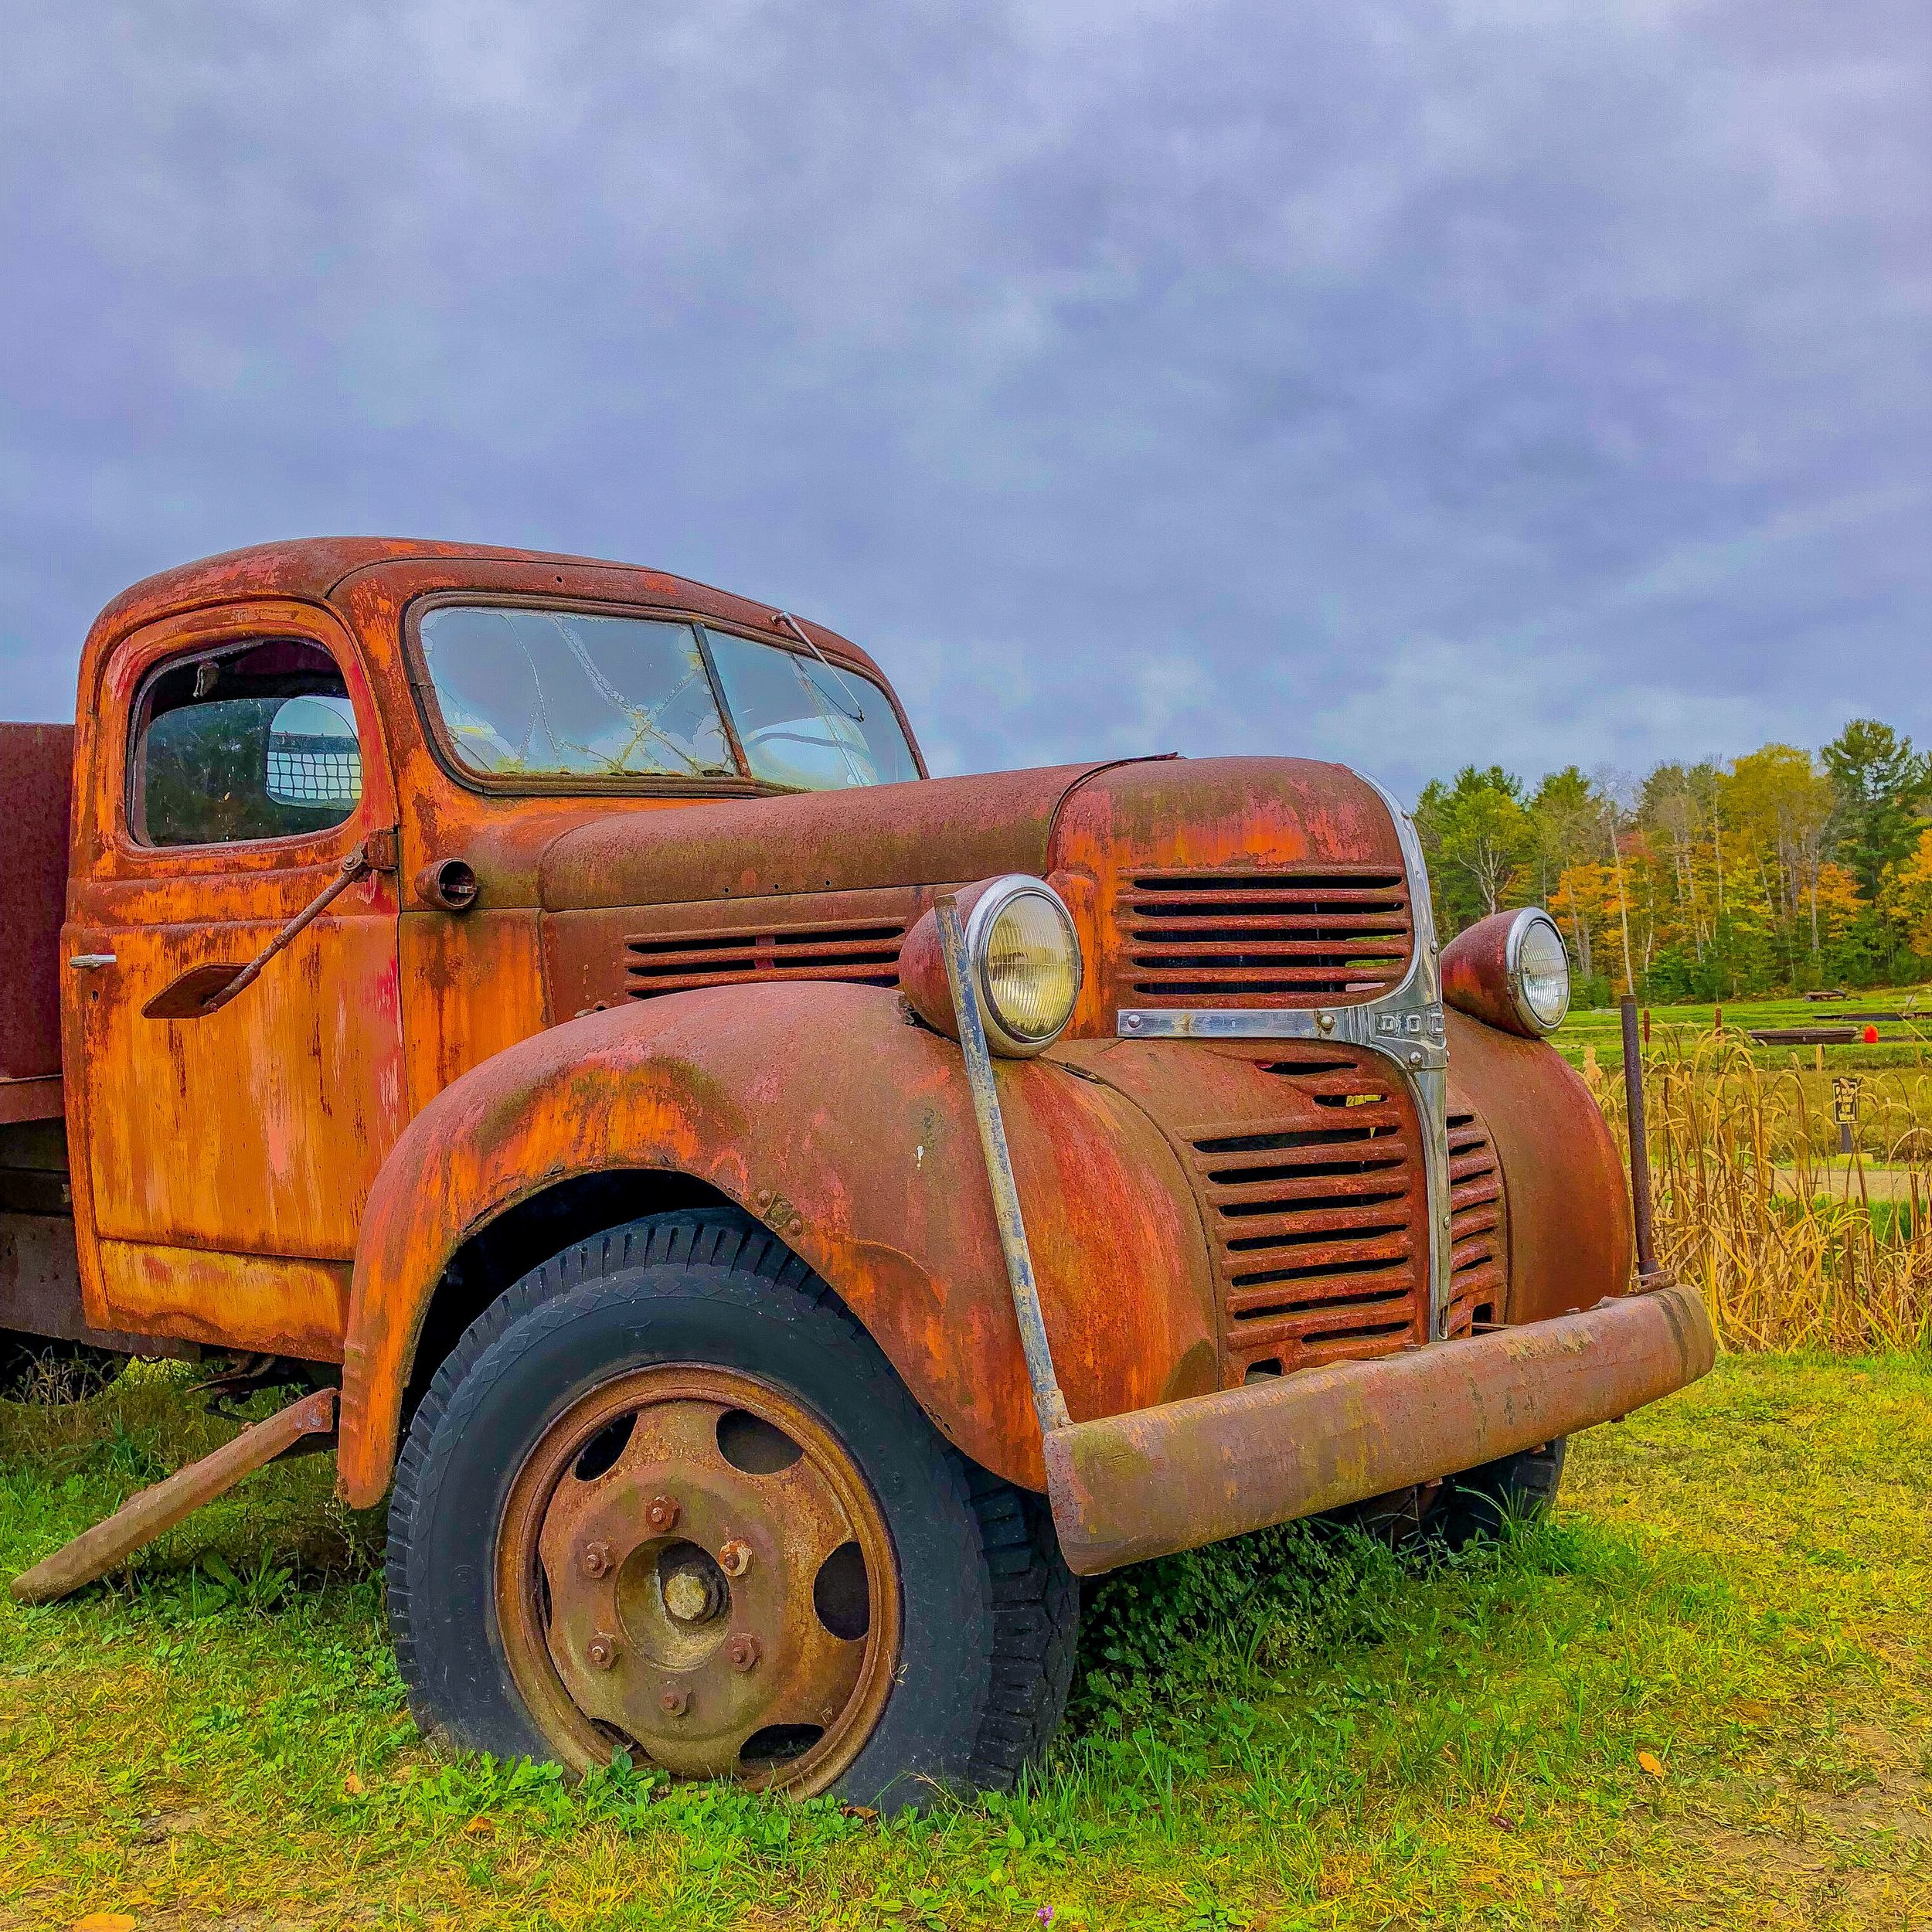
xmin=418 ymin=606 xmax=733 ymax=779
xmin=703 ymin=627 xmax=917 ymax=790
xmin=417 ymin=604 xmax=917 ymax=789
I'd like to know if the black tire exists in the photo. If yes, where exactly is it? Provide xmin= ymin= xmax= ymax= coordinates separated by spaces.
xmin=0 ymin=1332 xmax=128 ymax=1405
xmin=386 ymin=1207 xmax=1077 ymax=1807
xmin=1428 ymin=1438 xmax=1567 ymax=1550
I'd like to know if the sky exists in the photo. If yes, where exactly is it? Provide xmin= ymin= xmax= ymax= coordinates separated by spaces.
xmin=3 ymin=0 xmax=1927 ymax=798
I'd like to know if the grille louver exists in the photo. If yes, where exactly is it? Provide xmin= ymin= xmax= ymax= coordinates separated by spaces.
xmin=624 ymin=920 xmax=905 ymax=998
xmin=1187 ymin=1053 xmax=1425 ymax=1375
xmin=1446 ymin=1109 xmax=1504 ymax=1337
xmin=1121 ymin=867 xmax=1413 ymax=1006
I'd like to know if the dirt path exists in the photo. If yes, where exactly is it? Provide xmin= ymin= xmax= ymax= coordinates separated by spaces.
xmin=1769 ymin=1162 xmax=1921 ymax=1201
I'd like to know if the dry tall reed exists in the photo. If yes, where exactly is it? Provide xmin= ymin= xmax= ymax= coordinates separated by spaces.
xmin=1587 ymin=1036 xmax=1932 ymax=1354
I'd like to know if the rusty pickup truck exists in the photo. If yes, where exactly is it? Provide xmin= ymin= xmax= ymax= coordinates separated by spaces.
xmin=0 ymin=539 xmax=1713 ymax=1805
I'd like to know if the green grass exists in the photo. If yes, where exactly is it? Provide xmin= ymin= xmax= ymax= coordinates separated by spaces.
xmin=3 ymin=1355 xmax=1929 ymax=1928
xmin=1555 ymin=987 xmax=1932 ymax=1075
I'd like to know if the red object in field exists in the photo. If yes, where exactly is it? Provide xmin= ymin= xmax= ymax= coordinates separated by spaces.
xmin=1863 ymin=1023 xmax=1879 ymax=1045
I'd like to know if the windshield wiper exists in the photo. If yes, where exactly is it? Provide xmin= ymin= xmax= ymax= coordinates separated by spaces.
xmin=772 ymin=612 xmax=867 ymax=723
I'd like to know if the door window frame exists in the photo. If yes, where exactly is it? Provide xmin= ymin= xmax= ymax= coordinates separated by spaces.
xmin=94 ymin=600 xmax=396 ymax=879
xmin=125 ymin=638 xmax=366 ymax=852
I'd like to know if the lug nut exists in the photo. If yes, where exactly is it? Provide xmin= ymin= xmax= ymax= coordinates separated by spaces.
xmin=717 ymin=1538 xmax=753 ymax=1577
xmin=658 ymin=1686 xmax=689 ymax=1718
xmin=580 ymin=1539 xmax=614 ymax=1579
xmin=726 ymin=1634 xmax=760 ymax=1672
xmin=645 ymin=1495 xmax=681 ymax=1532
xmin=586 ymin=1632 xmax=619 ymax=1671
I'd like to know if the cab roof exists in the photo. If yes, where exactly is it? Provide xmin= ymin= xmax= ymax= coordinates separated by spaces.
xmin=90 ymin=537 xmax=886 ymax=680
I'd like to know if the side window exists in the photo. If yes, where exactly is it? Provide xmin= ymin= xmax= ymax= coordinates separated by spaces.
xmin=131 ymin=640 xmax=364 ymax=847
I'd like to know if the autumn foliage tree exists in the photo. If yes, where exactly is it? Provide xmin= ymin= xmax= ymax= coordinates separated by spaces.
xmin=1413 ymin=719 xmax=1930 ymax=1001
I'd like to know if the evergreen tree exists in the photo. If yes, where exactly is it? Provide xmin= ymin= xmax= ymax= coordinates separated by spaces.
xmin=1821 ymin=719 xmax=1927 ymax=900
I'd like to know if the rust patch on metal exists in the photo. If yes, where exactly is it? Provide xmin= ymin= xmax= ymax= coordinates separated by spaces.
xmin=1043 ymin=1280 xmax=1715 ymax=1575
xmin=494 ymin=1363 xmax=898 ymax=1793
xmin=95 ymin=1240 xmax=351 ymax=1360
xmin=0 ymin=724 xmax=73 ymax=1087
xmin=1442 ymin=1010 xmax=1632 ymax=1321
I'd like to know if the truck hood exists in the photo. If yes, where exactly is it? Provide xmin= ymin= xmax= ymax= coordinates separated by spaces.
xmin=538 ymin=754 xmax=1403 ymax=913
xmin=538 ymin=761 xmax=1124 ymax=910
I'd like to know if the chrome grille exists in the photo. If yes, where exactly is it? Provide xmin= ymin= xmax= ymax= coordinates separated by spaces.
xmin=624 ymin=921 xmax=905 ymax=998
xmin=1120 ymin=867 xmax=1413 ymax=1006
xmin=1187 ymin=1053 xmax=1425 ymax=1374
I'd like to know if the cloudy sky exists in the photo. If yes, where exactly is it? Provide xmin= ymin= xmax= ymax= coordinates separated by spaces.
xmin=3 ymin=1 xmax=1927 ymax=797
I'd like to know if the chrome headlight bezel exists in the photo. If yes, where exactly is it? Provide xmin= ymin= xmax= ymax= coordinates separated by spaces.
xmin=962 ymin=875 xmax=1084 ymax=1057
xmin=1505 ymin=907 xmax=1572 ymax=1035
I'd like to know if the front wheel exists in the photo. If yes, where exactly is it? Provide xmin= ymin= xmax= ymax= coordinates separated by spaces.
xmin=1428 ymin=1438 xmax=1567 ymax=1549
xmin=386 ymin=1209 xmax=1077 ymax=1807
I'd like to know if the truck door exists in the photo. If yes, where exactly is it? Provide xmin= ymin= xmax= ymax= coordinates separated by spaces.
xmin=63 ymin=602 xmax=404 ymax=1361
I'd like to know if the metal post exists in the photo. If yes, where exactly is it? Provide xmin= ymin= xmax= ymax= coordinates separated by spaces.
xmin=934 ymin=894 xmax=1072 ymax=1437
xmin=1620 ymin=995 xmax=1661 ymax=1281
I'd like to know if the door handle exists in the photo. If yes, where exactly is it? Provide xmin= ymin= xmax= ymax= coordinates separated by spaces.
xmin=69 ymin=954 xmax=117 ymax=971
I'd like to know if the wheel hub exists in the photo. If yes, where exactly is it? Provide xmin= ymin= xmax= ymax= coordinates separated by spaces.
xmin=496 ymin=1366 xmax=900 ymax=1791
xmin=659 ymin=1549 xmax=728 ymax=1626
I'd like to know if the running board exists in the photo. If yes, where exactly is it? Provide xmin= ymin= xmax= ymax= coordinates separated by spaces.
xmin=9 ymin=1386 xmax=338 ymax=1604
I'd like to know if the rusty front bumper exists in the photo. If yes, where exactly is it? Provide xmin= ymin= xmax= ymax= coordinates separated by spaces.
xmin=1042 ymin=1279 xmax=1714 ymax=1575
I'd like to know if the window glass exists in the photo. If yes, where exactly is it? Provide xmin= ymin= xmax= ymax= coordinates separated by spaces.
xmin=133 ymin=641 xmax=363 ymax=847
xmin=702 ymin=630 xmax=919 ymax=791
xmin=418 ymin=605 xmax=733 ymax=780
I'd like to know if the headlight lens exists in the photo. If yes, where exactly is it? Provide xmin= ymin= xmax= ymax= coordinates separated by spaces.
xmin=969 ymin=879 xmax=1083 ymax=1054
xmin=1509 ymin=911 xmax=1571 ymax=1032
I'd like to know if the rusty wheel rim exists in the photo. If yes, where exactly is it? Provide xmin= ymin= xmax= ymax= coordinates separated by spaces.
xmin=495 ymin=1364 xmax=902 ymax=1794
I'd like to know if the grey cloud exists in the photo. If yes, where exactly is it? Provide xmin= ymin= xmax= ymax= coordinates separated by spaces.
xmin=3 ymin=0 xmax=1927 ymax=798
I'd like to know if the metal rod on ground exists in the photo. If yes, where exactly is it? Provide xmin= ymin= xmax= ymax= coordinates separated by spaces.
xmin=1621 ymin=995 xmax=1661 ymax=1281
xmin=9 ymin=1386 xmax=338 ymax=1604
xmin=934 ymin=893 xmax=1072 ymax=1437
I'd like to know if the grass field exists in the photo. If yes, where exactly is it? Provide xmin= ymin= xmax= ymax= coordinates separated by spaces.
xmin=3 ymin=1354 xmax=1928 ymax=1930
xmin=1555 ymin=990 xmax=1932 ymax=1077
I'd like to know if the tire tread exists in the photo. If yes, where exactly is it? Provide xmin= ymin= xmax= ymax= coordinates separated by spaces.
xmin=386 ymin=1207 xmax=1076 ymax=1796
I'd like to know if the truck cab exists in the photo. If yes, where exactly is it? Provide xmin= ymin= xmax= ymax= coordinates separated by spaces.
xmin=2 ymin=539 xmax=1712 ymax=1807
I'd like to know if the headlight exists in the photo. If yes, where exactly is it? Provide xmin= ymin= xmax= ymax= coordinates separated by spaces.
xmin=898 ymin=875 xmax=1084 ymax=1056
xmin=1508 ymin=909 xmax=1571 ymax=1033
xmin=965 ymin=877 xmax=1083 ymax=1055
xmin=1440 ymin=906 xmax=1571 ymax=1039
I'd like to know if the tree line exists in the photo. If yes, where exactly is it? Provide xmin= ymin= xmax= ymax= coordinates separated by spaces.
xmin=1411 ymin=719 xmax=1932 ymax=1002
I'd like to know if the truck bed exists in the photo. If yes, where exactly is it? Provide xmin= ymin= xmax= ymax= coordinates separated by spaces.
xmin=0 ymin=723 xmax=73 ymax=1126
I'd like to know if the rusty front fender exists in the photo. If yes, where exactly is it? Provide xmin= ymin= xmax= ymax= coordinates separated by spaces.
xmin=335 ymin=982 xmax=1219 ymax=1509
xmin=1446 ymin=1009 xmax=1634 ymax=1324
